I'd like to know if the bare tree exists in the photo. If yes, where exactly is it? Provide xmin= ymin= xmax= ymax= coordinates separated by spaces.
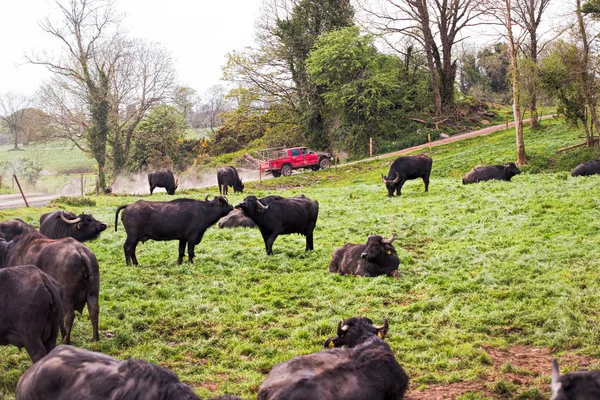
xmin=360 ymin=0 xmax=485 ymax=116
xmin=195 ymin=85 xmax=232 ymax=133
xmin=0 ymin=92 xmax=30 ymax=151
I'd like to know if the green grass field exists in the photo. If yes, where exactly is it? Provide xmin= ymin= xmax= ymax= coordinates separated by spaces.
xmin=1 ymin=119 xmax=600 ymax=399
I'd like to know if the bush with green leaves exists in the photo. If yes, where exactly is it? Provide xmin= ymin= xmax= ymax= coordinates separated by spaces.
xmin=0 ymin=157 xmax=42 ymax=186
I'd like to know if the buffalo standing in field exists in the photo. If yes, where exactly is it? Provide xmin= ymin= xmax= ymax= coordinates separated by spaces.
xmin=329 ymin=234 xmax=400 ymax=278
xmin=16 ymin=345 xmax=242 ymax=400
xmin=462 ymin=162 xmax=521 ymax=184
xmin=0 ymin=233 xmax=100 ymax=344
xmin=40 ymin=210 xmax=107 ymax=242
xmin=235 ymin=195 xmax=318 ymax=255
xmin=148 ymin=169 xmax=178 ymax=195
xmin=571 ymin=160 xmax=600 ymax=177
xmin=551 ymin=358 xmax=600 ymax=399
xmin=382 ymin=154 xmax=432 ymax=197
xmin=115 ymin=196 xmax=233 ymax=265
xmin=218 ymin=209 xmax=257 ymax=229
xmin=0 ymin=265 xmax=65 ymax=362
xmin=258 ymin=317 xmax=409 ymax=400
xmin=217 ymin=166 xmax=244 ymax=195
xmin=0 ymin=218 xmax=37 ymax=241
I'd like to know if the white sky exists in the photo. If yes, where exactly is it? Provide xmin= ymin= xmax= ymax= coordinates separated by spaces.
xmin=0 ymin=0 xmax=263 ymax=97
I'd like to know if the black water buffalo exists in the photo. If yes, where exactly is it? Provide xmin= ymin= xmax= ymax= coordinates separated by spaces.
xmin=258 ymin=317 xmax=409 ymax=400
xmin=329 ymin=234 xmax=400 ymax=278
xmin=0 ymin=218 xmax=37 ymax=241
xmin=40 ymin=210 xmax=107 ymax=242
xmin=235 ymin=195 xmax=318 ymax=255
xmin=148 ymin=169 xmax=178 ymax=195
xmin=571 ymin=160 xmax=600 ymax=177
xmin=115 ymin=196 xmax=233 ymax=265
xmin=0 ymin=265 xmax=65 ymax=362
xmin=382 ymin=154 xmax=432 ymax=197
xmin=217 ymin=166 xmax=244 ymax=195
xmin=0 ymin=233 xmax=100 ymax=344
xmin=218 ymin=209 xmax=256 ymax=228
xmin=462 ymin=162 xmax=521 ymax=184
xmin=551 ymin=358 xmax=600 ymax=399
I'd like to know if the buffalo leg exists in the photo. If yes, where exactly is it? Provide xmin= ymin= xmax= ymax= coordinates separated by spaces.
xmin=306 ymin=228 xmax=315 ymax=251
xmin=62 ymin=307 xmax=75 ymax=344
xmin=87 ymin=295 xmax=100 ymax=342
xmin=218 ymin=184 xmax=223 ymax=195
xmin=150 ymin=185 xmax=155 ymax=195
xmin=23 ymin=337 xmax=47 ymax=363
xmin=187 ymin=242 xmax=196 ymax=263
xmin=43 ymin=321 xmax=59 ymax=354
xmin=396 ymin=179 xmax=407 ymax=196
xmin=177 ymin=240 xmax=186 ymax=264
xmin=423 ymin=175 xmax=430 ymax=192
xmin=124 ymin=239 xmax=139 ymax=266
xmin=265 ymin=234 xmax=278 ymax=255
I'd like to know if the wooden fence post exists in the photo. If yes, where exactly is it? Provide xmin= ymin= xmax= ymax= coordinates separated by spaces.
xmin=506 ymin=115 xmax=509 ymax=130
xmin=13 ymin=175 xmax=29 ymax=207
xmin=81 ymin=174 xmax=84 ymax=197
xmin=428 ymin=134 xmax=432 ymax=151
xmin=369 ymin=137 xmax=373 ymax=157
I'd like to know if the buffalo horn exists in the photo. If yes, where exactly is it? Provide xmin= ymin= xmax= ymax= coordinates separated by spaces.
xmin=372 ymin=318 xmax=388 ymax=332
xmin=381 ymin=174 xmax=389 ymax=183
xmin=337 ymin=321 xmax=349 ymax=337
xmin=175 ymin=179 xmax=179 ymax=186
xmin=382 ymin=233 xmax=396 ymax=244
xmin=256 ymin=199 xmax=269 ymax=210
xmin=60 ymin=212 xmax=81 ymax=224
xmin=205 ymin=195 xmax=210 ymax=201
xmin=392 ymin=172 xmax=400 ymax=183
xmin=551 ymin=359 xmax=561 ymax=394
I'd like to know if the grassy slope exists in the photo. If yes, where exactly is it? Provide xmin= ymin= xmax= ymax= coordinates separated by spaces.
xmin=1 ymin=119 xmax=600 ymax=399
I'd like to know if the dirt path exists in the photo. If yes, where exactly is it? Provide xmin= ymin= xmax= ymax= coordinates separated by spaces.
xmin=0 ymin=193 xmax=59 ymax=210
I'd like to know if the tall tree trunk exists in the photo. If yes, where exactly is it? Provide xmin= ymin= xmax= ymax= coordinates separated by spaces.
xmin=528 ymin=33 xmax=539 ymax=129
xmin=506 ymin=0 xmax=526 ymax=165
xmin=12 ymin=127 xmax=19 ymax=151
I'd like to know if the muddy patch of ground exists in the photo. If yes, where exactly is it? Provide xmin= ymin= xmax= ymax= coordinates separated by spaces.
xmin=406 ymin=345 xmax=598 ymax=399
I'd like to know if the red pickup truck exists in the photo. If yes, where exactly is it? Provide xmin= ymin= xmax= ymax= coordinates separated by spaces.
xmin=259 ymin=147 xmax=333 ymax=177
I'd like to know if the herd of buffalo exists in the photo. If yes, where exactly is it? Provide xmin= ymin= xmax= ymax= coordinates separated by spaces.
xmin=1 ymin=155 xmax=600 ymax=399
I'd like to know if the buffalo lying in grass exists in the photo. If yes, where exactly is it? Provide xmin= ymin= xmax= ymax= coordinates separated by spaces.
xmin=40 ymin=211 xmax=107 ymax=242
xmin=148 ymin=169 xmax=178 ymax=195
xmin=551 ymin=358 xmax=600 ymax=399
xmin=329 ymin=234 xmax=400 ymax=277
xmin=462 ymin=162 xmax=521 ymax=184
xmin=258 ymin=317 xmax=408 ymax=400
xmin=571 ymin=160 xmax=600 ymax=177
xmin=217 ymin=166 xmax=244 ymax=195
xmin=0 ymin=233 xmax=100 ymax=344
xmin=382 ymin=154 xmax=432 ymax=197
xmin=218 ymin=209 xmax=256 ymax=229
xmin=235 ymin=195 xmax=318 ymax=255
xmin=115 ymin=196 xmax=233 ymax=265
xmin=0 ymin=265 xmax=65 ymax=362
xmin=0 ymin=219 xmax=37 ymax=241
xmin=15 ymin=345 xmax=242 ymax=400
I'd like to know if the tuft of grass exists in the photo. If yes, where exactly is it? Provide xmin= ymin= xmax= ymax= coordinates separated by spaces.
xmin=52 ymin=196 xmax=97 ymax=207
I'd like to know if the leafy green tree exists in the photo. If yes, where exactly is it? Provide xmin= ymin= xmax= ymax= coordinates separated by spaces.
xmin=128 ymin=105 xmax=187 ymax=172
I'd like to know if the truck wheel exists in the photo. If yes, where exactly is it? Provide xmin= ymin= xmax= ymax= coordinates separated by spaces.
xmin=319 ymin=158 xmax=331 ymax=169
xmin=281 ymin=165 xmax=292 ymax=177
xmin=272 ymin=170 xmax=282 ymax=178
xmin=311 ymin=165 xmax=320 ymax=171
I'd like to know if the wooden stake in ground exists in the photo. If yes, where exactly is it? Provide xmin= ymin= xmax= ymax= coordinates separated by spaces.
xmin=13 ymin=175 xmax=29 ymax=207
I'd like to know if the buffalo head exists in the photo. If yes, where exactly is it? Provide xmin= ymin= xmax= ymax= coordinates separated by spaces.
xmin=60 ymin=212 xmax=107 ymax=241
xmin=324 ymin=317 xmax=389 ymax=349
xmin=233 ymin=178 xmax=244 ymax=193
xmin=360 ymin=234 xmax=396 ymax=260
xmin=504 ymin=162 xmax=521 ymax=178
xmin=382 ymin=173 xmax=400 ymax=197
xmin=235 ymin=196 xmax=268 ymax=215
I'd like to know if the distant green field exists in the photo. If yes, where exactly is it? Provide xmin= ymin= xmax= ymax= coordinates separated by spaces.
xmin=1 ymin=118 xmax=600 ymax=400
xmin=0 ymin=140 xmax=95 ymax=174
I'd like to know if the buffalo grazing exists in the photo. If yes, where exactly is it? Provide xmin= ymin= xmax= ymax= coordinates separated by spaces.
xmin=329 ymin=234 xmax=400 ymax=277
xmin=235 ymin=195 xmax=318 ymax=255
xmin=40 ymin=210 xmax=107 ymax=242
xmin=571 ymin=160 xmax=600 ymax=177
xmin=258 ymin=317 xmax=409 ymax=400
xmin=0 ymin=265 xmax=65 ymax=362
xmin=462 ymin=162 xmax=521 ymax=184
xmin=551 ymin=358 xmax=600 ymax=400
xmin=115 ymin=196 xmax=233 ymax=265
xmin=0 ymin=233 xmax=100 ymax=344
xmin=148 ymin=169 xmax=178 ymax=195
xmin=217 ymin=166 xmax=244 ymax=195
xmin=382 ymin=154 xmax=432 ymax=197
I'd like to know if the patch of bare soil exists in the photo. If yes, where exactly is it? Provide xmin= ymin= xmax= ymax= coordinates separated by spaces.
xmin=406 ymin=345 xmax=597 ymax=399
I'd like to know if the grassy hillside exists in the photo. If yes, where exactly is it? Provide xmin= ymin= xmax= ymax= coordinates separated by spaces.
xmin=1 ymin=119 xmax=600 ymax=399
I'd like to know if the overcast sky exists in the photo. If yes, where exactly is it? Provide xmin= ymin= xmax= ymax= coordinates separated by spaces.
xmin=0 ymin=0 xmax=263 ymax=98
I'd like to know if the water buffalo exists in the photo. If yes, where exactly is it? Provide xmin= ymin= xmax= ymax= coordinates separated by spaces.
xmin=571 ymin=160 xmax=600 ymax=177
xmin=40 ymin=211 xmax=107 ymax=242
xmin=551 ymin=358 xmax=600 ymax=399
xmin=0 ymin=233 xmax=100 ymax=344
xmin=0 ymin=218 xmax=37 ymax=241
xmin=235 ymin=195 xmax=318 ymax=255
xmin=0 ymin=265 xmax=65 ymax=362
xmin=382 ymin=154 xmax=432 ymax=197
xmin=217 ymin=166 xmax=244 ymax=195
xmin=148 ymin=169 xmax=178 ymax=195
xmin=218 ymin=209 xmax=257 ymax=229
xmin=462 ymin=162 xmax=521 ymax=184
xmin=329 ymin=234 xmax=400 ymax=278
xmin=258 ymin=317 xmax=409 ymax=400
xmin=115 ymin=196 xmax=233 ymax=265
